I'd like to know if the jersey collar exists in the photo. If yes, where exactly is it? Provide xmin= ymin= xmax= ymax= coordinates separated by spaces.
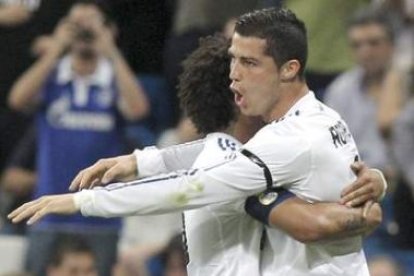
xmin=274 ymin=91 xmax=315 ymax=123
xmin=56 ymin=55 xmax=114 ymax=87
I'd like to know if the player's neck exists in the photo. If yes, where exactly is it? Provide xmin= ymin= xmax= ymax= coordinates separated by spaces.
xmin=231 ymin=115 xmax=264 ymax=143
xmin=264 ymin=82 xmax=309 ymax=123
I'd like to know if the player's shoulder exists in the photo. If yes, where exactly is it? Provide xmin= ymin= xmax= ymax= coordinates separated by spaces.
xmin=193 ymin=133 xmax=241 ymax=167
xmin=204 ymin=132 xmax=242 ymax=152
xmin=263 ymin=102 xmax=341 ymax=135
xmin=244 ymin=122 xmax=312 ymax=161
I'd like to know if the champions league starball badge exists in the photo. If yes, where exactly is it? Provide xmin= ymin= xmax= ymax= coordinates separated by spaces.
xmin=258 ymin=191 xmax=278 ymax=205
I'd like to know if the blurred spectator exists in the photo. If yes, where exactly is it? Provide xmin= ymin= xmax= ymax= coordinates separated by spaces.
xmin=325 ymin=6 xmax=414 ymax=271
xmin=285 ymin=0 xmax=370 ymax=100
xmin=391 ymin=71 xmax=414 ymax=252
xmin=0 ymin=0 xmax=73 ymax=173
xmin=0 ymin=124 xmax=36 ymax=235
xmin=325 ymin=7 xmax=401 ymax=172
xmin=113 ymin=235 xmax=186 ymax=276
xmin=8 ymin=2 xmax=149 ymax=275
xmin=46 ymin=236 xmax=97 ymax=276
xmin=113 ymin=242 xmax=164 ymax=276
xmin=368 ymin=255 xmax=403 ymax=276
xmin=379 ymin=0 xmax=414 ymax=73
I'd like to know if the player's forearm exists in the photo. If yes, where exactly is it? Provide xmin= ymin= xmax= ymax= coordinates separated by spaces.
xmin=111 ymin=50 xmax=149 ymax=120
xmin=76 ymin=156 xmax=265 ymax=217
xmin=136 ymin=139 xmax=205 ymax=178
xmin=310 ymin=203 xmax=382 ymax=241
xmin=269 ymin=199 xmax=381 ymax=243
xmin=76 ymin=172 xmax=234 ymax=217
xmin=8 ymin=46 xmax=61 ymax=112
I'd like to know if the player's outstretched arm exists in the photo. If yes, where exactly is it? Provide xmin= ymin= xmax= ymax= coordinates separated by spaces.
xmin=69 ymin=139 xmax=206 ymax=191
xmin=8 ymin=194 xmax=77 ymax=225
xmin=11 ymin=150 xmax=268 ymax=224
xmin=69 ymin=154 xmax=138 ymax=191
xmin=267 ymin=197 xmax=382 ymax=243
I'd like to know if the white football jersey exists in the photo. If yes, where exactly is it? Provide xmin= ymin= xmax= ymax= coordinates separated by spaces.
xmin=242 ymin=92 xmax=369 ymax=276
xmin=184 ymin=133 xmax=262 ymax=276
xmin=75 ymin=92 xmax=369 ymax=275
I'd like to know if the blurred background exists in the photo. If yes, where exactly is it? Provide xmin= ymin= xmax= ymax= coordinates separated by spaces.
xmin=0 ymin=0 xmax=412 ymax=275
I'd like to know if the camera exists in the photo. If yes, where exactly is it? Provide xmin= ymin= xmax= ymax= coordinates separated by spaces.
xmin=75 ymin=27 xmax=95 ymax=43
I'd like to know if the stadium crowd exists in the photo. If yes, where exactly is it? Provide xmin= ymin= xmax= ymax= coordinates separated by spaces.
xmin=0 ymin=0 xmax=413 ymax=275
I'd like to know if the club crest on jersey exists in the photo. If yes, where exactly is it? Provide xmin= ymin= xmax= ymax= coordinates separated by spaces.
xmin=258 ymin=191 xmax=278 ymax=205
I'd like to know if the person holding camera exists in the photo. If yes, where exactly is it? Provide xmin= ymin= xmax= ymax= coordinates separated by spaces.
xmin=7 ymin=2 xmax=149 ymax=276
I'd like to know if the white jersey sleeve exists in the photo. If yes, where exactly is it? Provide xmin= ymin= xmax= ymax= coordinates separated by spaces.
xmin=242 ymin=125 xmax=311 ymax=191
xmin=75 ymin=129 xmax=311 ymax=217
xmin=135 ymin=139 xmax=206 ymax=177
xmin=75 ymin=151 xmax=265 ymax=217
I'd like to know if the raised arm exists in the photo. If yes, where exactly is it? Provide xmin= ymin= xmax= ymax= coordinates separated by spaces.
xmin=92 ymin=21 xmax=149 ymax=120
xmin=8 ymin=21 xmax=72 ymax=113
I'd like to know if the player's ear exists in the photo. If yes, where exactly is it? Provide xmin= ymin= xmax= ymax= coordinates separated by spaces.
xmin=280 ymin=60 xmax=301 ymax=82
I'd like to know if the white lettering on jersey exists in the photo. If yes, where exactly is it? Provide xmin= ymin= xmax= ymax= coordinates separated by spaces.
xmin=47 ymin=96 xmax=114 ymax=131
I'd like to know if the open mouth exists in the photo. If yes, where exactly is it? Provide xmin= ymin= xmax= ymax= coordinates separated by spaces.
xmin=233 ymin=90 xmax=245 ymax=107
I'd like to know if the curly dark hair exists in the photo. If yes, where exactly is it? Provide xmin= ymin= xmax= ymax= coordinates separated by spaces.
xmin=178 ymin=34 xmax=237 ymax=135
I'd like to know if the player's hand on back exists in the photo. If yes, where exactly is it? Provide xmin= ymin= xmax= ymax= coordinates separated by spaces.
xmin=340 ymin=161 xmax=387 ymax=208
xmin=8 ymin=194 xmax=78 ymax=225
xmin=69 ymin=154 xmax=138 ymax=191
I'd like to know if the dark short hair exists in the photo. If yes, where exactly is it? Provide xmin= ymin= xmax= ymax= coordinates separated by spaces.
xmin=48 ymin=236 xmax=95 ymax=267
xmin=178 ymin=34 xmax=237 ymax=134
xmin=72 ymin=0 xmax=112 ymax=25
xmin=234 ymin=8 xmax=308 ymax=78
xmin=347 ymin=7 xmax=395 ymax=42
